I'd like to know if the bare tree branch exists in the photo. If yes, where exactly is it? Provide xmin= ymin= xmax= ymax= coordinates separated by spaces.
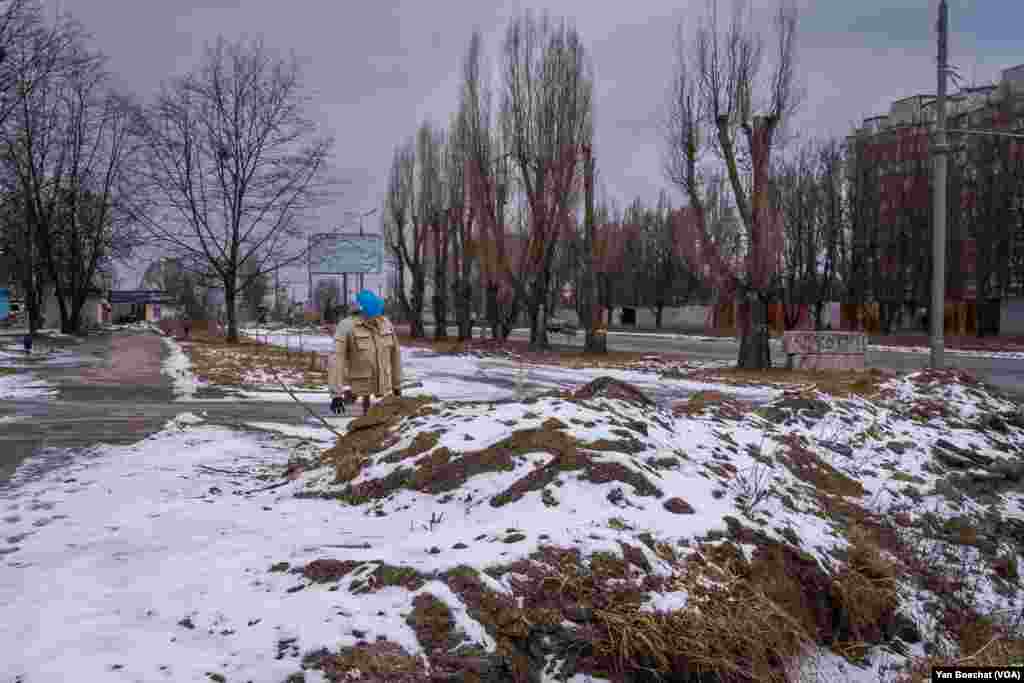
xmin=134 ymin=36 xmax=337 ymax=342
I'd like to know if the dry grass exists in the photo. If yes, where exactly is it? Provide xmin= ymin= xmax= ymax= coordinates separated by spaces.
xmin=405 ymin=593 xmax=466 ymax=655
xmin=897 ymin=635 xmax=1024 ymax=682
xmin=397 ymin=333 xmax=696 ymax=370
xmin=433 ymin=533 xmax=904 ymax=682
xmin=181 ymin=331 xmax=327 ymax=388
xmin=687 ymin=367 xmax=893 ymax=397
xmin=301 ymin=641 xmax=425 ymax=682
xmin=589 ymin=552 xmax=816 ymax=682
xmin=674 ymin=390 xmax=755 ymax=419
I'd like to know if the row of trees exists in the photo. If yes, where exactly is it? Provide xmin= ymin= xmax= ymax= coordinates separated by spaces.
xmin=383 ymin=14 xmax=597 ymax=350
xmin=385 ymin=0 xmax=1024 ymax=365
xmin=0 ymin=0 xmax=337 ymax=341
xmin=383 ymin=1 xmax=799 ymax=366
xmin=0 ymin=0 xmax=141 ymax=334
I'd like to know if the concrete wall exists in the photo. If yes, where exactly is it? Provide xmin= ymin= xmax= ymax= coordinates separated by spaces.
xmin=545 ymin=305 xmax=712 ymax=330
xmin=631 ymin=305 xmax=710 ymax=329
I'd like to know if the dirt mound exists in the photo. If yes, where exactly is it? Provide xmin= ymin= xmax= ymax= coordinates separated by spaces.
xmin=572 ymin=376 xmax=654 ymax=407
xmin=320 ymin=395 xmax=434 ymax=482
xmin=289 ymin=371 xmax=1024 ymax=681
xmin=337 ymin=419 xmax=664 ymax=506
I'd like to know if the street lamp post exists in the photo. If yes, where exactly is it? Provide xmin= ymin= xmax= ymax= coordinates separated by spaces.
xmin=930 ymin=0 xmax=949 ymax=369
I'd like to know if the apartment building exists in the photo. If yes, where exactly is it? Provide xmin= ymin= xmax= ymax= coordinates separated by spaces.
xmin=845 ymin=63 xmax=1024 ymax=333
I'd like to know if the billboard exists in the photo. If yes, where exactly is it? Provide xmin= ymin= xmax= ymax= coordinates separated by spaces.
xmin=109 ymin=290 xmax=177 ymax=305
xmin=309 ymin=233 xmax=383 ymax=275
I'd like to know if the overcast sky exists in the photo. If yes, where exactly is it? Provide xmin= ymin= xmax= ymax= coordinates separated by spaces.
xmin=43 ymin=0 xmax=1024 ymax=302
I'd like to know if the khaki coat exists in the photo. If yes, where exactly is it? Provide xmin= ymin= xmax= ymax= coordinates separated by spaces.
xmin=328 ymin=315 xmax=402 ymax=398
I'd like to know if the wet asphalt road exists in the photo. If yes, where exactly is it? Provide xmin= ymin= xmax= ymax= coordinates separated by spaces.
xmin=0 ymin=331 xmax=330 ymax=485
xmin=504 ymin=328 xmax=1024 ymax=398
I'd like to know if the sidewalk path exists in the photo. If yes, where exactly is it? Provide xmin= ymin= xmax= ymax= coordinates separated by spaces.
xmin=0 ymin=330 xmax=334 ymax=486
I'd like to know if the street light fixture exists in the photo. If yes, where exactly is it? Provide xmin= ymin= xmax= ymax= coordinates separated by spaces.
xmin=930 ymin=1 xmax=1024 ymax=368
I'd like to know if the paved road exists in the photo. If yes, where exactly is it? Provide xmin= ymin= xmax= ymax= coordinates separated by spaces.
xmin=0 ymin=330 xmax=338 ymax=485
xmin=497 ymin=328 xmax=1024 ymax=397
xmin=422 ymin=324 xmax=1024 ymax=395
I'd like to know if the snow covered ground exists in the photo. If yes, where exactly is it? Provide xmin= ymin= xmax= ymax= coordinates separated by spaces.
xmin=0 ymin=340 xmax=94 ymax=400
xmin=160 ymin=335 xmax=206 ymax=400
xmin=237 ymin=327 xmax=775 ymax=408
xmin=3 ymin=332 xmax=1022 ymax=680
xmin=0 ymin=371 xmax=56 ymax=400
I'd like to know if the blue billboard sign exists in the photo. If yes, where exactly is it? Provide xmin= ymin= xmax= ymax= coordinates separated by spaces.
xmin=309 ymin=233 xmax=383 ymax=275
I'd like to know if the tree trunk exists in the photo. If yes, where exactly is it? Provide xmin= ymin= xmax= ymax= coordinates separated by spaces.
xmin=433 ymin=225 xmax=448 ymax=341
xmin=68 ymin=300 xmax=82 ymax=336
xmin=737 ymin=292 xmax=771 ymax=370
xmin=58 ymin=297 xmax=74 ymax=334
xmin=225 ymin=281 xmax=239 ymax=343
xmin=487 ymin=283 xmax=500 ymax=340
xmin=453 ymin=279 xmax=471 ymax=341
xmin=581 ymin=145 xmax=606 ymax=354
xmin=813 ymin=301 xmax=826 ymax=331
xmin=528 ymin=304 xmax=540 ymax=347
xmin=499 ymin=296 xmax=518 ymax=341
xmin=21 ymin=267 xmax=42 ymax=334
xmin=585 ymin=305 xmax=608 ymax=353
xmin=409 ymin=273 xmax=426 ymax=338
xmin=878 ymin=301 xmax=895 ymax=335
xmin=528 ymin=280 xmax=549 ymax=351
xmin=432 ymin=292 xmax=447 ymax=340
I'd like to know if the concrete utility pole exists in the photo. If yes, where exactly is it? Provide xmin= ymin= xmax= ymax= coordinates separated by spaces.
xmin=930 ymin=0 xmax=950 ymax=369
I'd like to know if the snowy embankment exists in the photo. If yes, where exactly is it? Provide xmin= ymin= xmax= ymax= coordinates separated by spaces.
xmin=2 ymin=362 xmax=1023 ymax=681
xmin=0 ymin=340 xmax=82 ymax=400
xmin=159 ymin=335 xmax=204 ymax=400
xmin=239 ymin=327 xmax=775 ymax=407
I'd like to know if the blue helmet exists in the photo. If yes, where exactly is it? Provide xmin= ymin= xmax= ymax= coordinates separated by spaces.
xmin=355 ymin=289 xmax=384 ymax=318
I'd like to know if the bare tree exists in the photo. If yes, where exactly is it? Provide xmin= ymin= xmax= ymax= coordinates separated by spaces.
xmin=578 ymin=142 xmax=606 ymax=350
xmin=239 ymin=257 xmax=270 ymax=321
xmin=0 ymin=2 xmax=91 ymax=333
xmin=774 ymin=138 xmax=845 ymax=330
xmin=313 ymin=277 xmax=340 ymax=321
xmin=448 ymin=100 xmax=476 ymax=341
xmin=383 ymin=135 xmax=429 ymax=337
xmin=664 ymin=0 xmax=799 ymax=368
xmin=0 ymin=0 xmax=70 ymax=129
xmin=623 ymin=191 xmax=703 ymax=328
xmin=496 ymin=12 xmax=594 ymax=350
xmin=135 ymin=36 xmax=335 ymax=343
xmin=156 ymin=257 xmax=211 ymax=320
xmin=462 ymin=29 xmax=519 ymax=342
xmin=3 ymin=25 xmax=141 ymax=335
xmin=415 ymin=122 xmax=450 ymax=340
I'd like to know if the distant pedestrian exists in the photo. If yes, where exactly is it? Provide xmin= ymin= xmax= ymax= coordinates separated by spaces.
xmin=22 ymin=333 xmax=32 ymax=355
